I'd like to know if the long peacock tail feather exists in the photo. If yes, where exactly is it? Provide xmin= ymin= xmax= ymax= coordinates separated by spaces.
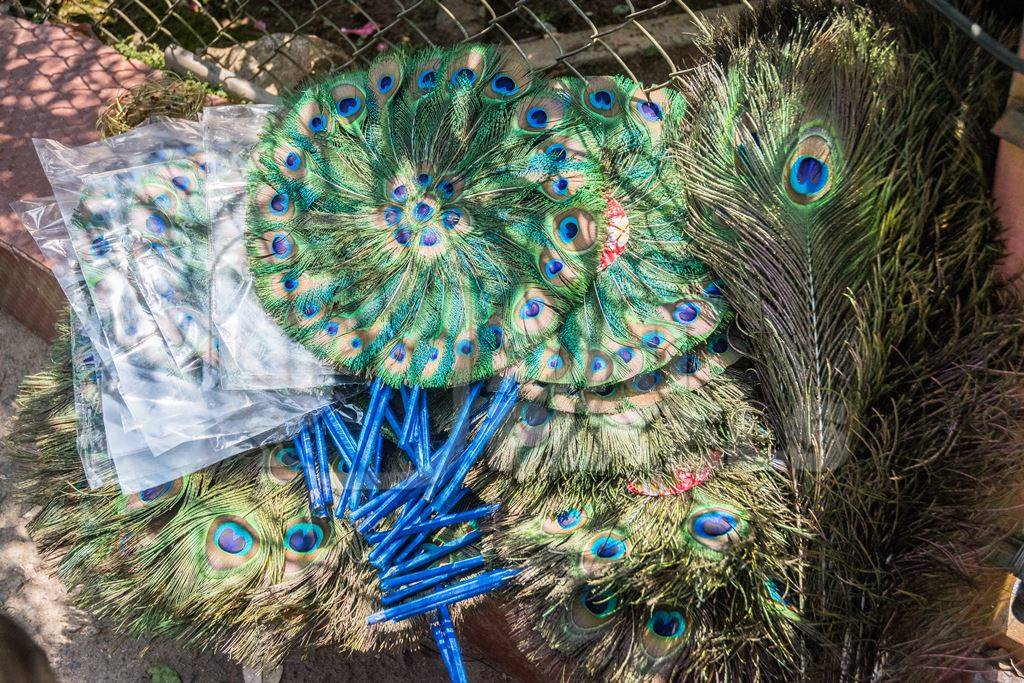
xmin=682 ymin=0 xmax=1024 ymax=678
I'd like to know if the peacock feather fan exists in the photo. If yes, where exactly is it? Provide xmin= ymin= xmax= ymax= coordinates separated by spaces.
xmin=245 ymin=45 xmax=728 ymax=390
xmin=484 ymin=459 xmax=800 ymax=681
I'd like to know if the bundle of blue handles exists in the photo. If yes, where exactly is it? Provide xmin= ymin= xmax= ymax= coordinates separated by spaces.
xmin=291 ymin=377 xmax=521 ymax=681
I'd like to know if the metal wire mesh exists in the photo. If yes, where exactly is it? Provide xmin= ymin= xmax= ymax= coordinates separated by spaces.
xmin=17 ymin=0 xmax=754 ymax=97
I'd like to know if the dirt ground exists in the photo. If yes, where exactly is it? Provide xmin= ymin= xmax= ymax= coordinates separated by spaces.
xmin=0 ymin=309 xmax=509 ymax=682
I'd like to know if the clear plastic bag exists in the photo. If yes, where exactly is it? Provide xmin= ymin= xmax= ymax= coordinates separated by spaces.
xmin=203 ymin=105 xmax=340 ymax=391
xmin=26 ymin=121 xmax=332 ymax=492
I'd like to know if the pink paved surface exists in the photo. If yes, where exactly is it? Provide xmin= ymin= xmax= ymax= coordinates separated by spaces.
xmin=0 ymin=17 xmax=151 ymax=337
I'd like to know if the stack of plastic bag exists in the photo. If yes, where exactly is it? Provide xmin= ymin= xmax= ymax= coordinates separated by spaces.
xmin=13 ymin=110 xmax=344 ymax=493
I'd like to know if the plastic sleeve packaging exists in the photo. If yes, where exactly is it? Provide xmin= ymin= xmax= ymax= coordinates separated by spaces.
xmin=26 ymin=120 xmax=333 ymax=493
xmin=203 ymin=105 xmax=341 ymax=391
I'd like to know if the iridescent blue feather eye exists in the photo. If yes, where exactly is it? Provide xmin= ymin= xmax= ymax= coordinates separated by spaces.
xmin=146 ymin=213 xmax=167 ymax=235
xmin=441 ymin=209 xmax=461 ymax=229
xmin=582 ymin=589 xmax=618 ymax=617
xmin=214 ymin=521 xmax=254 ymax=555
xmin=458 ymin=340 xmax=474 ymax=355
xmin=301 ymin=302 xmax=320 ymax=319
xmin=284 ymin=522 xmax=323 ymax=554
xmin=420 ymin=229 xmax=440 ymax=247
xmin=417 ymin=173 xmax=431 ymax=187
xmin=394 ymin=227 xmax=412 ymax=246
xmin=282 ymin=275 xmax=299 ymax=292
xmin=521 ymin=403 xmax=548 ymax=426
xmin=546 ymin=143 xmax=567 ymax=163
xmin=324 ymin=320 xmax=340 ymax=336
xmin=557 ymin=216 xmax=579 ymax=242
xmin=336 ymin=96 xmax=362 ymax=117
xmin=417 ymin=70 xmax=437 ymax=89
xmin=309 ymin=115 xmax=327 ymax=132
xmin=632 ymin=371 xmax=661 ymax=392
xmin=521 ymin=298 xmax=543 ymax=318
xmin=590 ymin=535 xmax=627 ymax=560
xmin=544 ymin=259 xmax=564 ymax=279
xmin=438 ymin=180 xmax=455 ymax=199
xmin=790 ymin=156 xmax=829 ymax=196
xmin=527 ymin=107 xmax=548 ymax=128
xmin=450 ymin=67 xmax=477 ymax=86
xmin=637 ymin=100 xmax=663 ymax=121
xmin=676 ymin=354 xmax=700 ymax=374
xmin=647 ymin=609 xmax=686 ymax=638
xmin=269 ymin=193 xmax=289 ymax=215
xmin=271 ymin=233 xmax=292 ymax=258
xmin=383 ymin=206 xmax=402 ymax=226
xmin=284 ymin=152 xmax=302 ymax=170
xmin=557 ymin=508 xmax=583 ymax=530
xmin=588 ymin=89 xmax=615 ymax=110
xmin=673 ymin=302 xmax=701 ymax=324
xmin=171 ymin=175 xmax=191 ymax=191
xmin=490 ymin=74 xmax=518 ymax=96
xmin=391 ymin=184 xmax=409 ymax=202
xmin=377 ymin=75 xmax=394 ymax=93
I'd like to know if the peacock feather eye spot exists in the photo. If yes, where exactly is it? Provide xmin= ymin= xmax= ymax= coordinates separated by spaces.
xmin=417 ymin=172 xmax=431 ymax=187
xmin=637 ymin=100 xmax=663 ymax=121
xmin=588 ymin=89 xmax=615 ymax=110
xmin=420 ymin=228 xmax=440 ymax=247
xmin=582 ymin=588 xmax=618 ymax=617
xmin=590 ymin=536 xmax=627 ymax=560
xmin=214 ymin=521 xmax=254 ymax=555
xmin=391 ymin=184 xmax=409 ymax=202
xmin=458 ymin=340 xmax=474 ymax=355
xmin=694 ymin=511 xmax=736 ymax=537
xmin=378 ymin=75 xmax=394 ymax=93
xmin=521 ymin=403 xmax=549 ymax=427
xmin=790 ymin=155 xmax=829 ymax=197
xmin=642 ymin=331 xmax=665 ymax=349
xmin=284 ymin=152 xmax=302 ymax=170
xmin=441 ymin=209 xmax=461 ymax=229
xmin=648 ymin=609 xmax=686 ymax=639
xmin=282 ymin=276 xmax=299 ymax=292
xmin=417 ymin=69 xmax=437 ymax=89
xmin=632 ymin=371 xmax=661 ymax=392
xmin=552 ymin=177 xmax=570 ymax=195
xmin=451 ymin=67 xmax=477 ymax=86
xmin=591 ymin=356 xmax=606 ymax=372
xmin=676 ymin=353 xmax=701 ymax=375
xmin=301 ymin=302 xmax=320 ymax=318
xmin=309 ymin=115 xmax=327 ymax=132
xmin=438 ymin=180 xmax=455 ymax=198
xmin=521 ymin=298 xmax=544 ymax=318
xmin=413 ymin=201 xmax=435 ymax=221
xmin=767 ymin=579 xmax=790 ymax=605
xmin=90 ymin=235 xmax=111 ymax=257
xmin=350 ymin=337 xmax=362 ymax=349
xmin=154 ymin=193 xmax=172 ymax=211
xmin=324 ymin=320 xmax=340 ymax=336
xmin=673 ymin=301 xmax=701 ymax=324
xmin=276 ymin=446 xmax=301 ymax=469
xmin=391 ymin=344 xmax=407 ymax=362
xmin=546 ymin=353 xmax=564 ymax=370
xmin=617 ymin=347 xmax=634 ymax=363
xmin=139 ymin=481 xmax=173 ymax=502
xmin=703 ymin=280 xmax=723 ymax=298
xmin=557 ymin=216 xmax=579 ymax=242
xmin=544 ymin=258 xmax=564 ymax=279
xmin=171 ymin=175 xmax=191 ymax=191
xmin=145 ymin=213 xmax=167 ymax=235
xmin=284 ymin=522 xmax=323 ymax=554
xmin=383 ymin=205 xmax=402 ymax=226
xmin=709 ymin=336 xmax=729 ymax=354
xmin=269 ymin=193 xmax=289 ymax=215
xmin=491 ymin=74 xmax=518 ymax=95
xmin=527 ymin=107 xmax=549 ymax=129
xmin=336 ymin=96 xmax=362 ymax=117
xmin=557 ymin=508 xmax=583 ymax=530
xmin=546 ymin=143 xmax=567 ymax=162
xmin=394 ymin=227 xmax=412 ymax=246
xmin=271 ymin=233 xmax=292 ymax=258
xmin=429 ymin=347 xmax=440 ymax=360
xmin=487 ymin=325 xmax=503 ymax=348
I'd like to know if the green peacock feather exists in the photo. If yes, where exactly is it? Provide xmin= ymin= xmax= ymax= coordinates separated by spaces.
xmin=245 ymin=46 xmax=728 ymax=390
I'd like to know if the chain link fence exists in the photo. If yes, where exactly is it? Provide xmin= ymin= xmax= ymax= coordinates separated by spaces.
xmin=15 ymin=0 xmax=754 ymax=98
